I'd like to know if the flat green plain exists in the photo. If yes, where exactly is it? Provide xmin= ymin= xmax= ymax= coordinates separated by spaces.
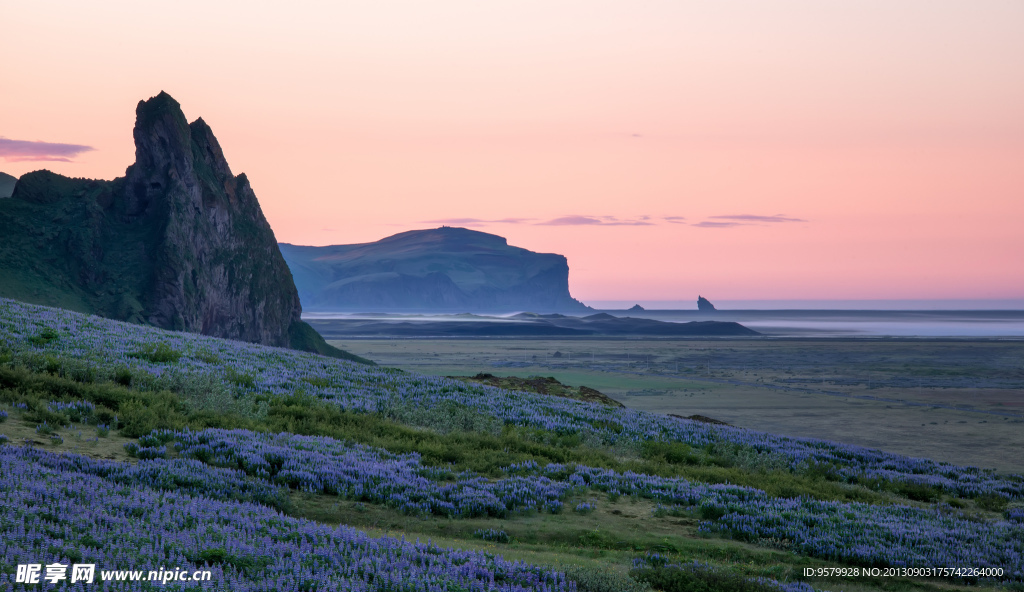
xmin=328 ymin=337 xmax=1024 ymax=473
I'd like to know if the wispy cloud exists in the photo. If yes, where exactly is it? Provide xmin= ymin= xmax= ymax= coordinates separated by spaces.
xmin=0 ymin=137 xmax=95 ymax=162
xmin=424 ymin=217 xmax=537 ymax=226
xmin=694 ymin=214 xmax=807 ymax=228
xmin=709 ymin=214 xmax=806 ymax=223
xmin=693 ymin=221 xmax=742 ymax=228
xmin=425 ymin=215 xmax=655 ymax=227
xmin=421 ymin=213 xmax=801 ymax=229
xmin=539 ymin=215 xmax=653 ymax=226
xmin=538 ymin=215 xmax=604 ymax=226
xmin=425 ymin=217 xmax=490 ymax=225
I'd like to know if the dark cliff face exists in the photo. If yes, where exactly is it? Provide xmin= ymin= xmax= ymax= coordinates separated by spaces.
xmin=121 ymin=93 xmax=301 ymax=346
xmin=280 ymin=227 xmax=591 ymax=313
xmin=0 ymin=92 xmax=304 ymax=349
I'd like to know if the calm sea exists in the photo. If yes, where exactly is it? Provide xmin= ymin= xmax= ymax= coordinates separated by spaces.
xmin=588 ymin=300 xmax=1024 ymax=337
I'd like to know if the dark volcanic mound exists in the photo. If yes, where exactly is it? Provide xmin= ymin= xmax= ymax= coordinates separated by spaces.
xmin=449 ymin=373 xmax=624 ymax=408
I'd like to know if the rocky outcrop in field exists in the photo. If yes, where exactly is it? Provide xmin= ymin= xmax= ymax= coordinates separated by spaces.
xmin=0 ymin=92 xmax=362 ymax=360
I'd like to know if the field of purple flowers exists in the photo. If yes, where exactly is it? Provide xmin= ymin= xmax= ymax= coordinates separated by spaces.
xmin=2 ymin=298 xmax=1020 ymax=500
xmin=168 ymin=428 xmax=570 ymax=517
xmin=0 ymin=446 xmax=574 ymax=591
xmin=3 ymin=297 xmax=1024 ymax=589
xmin=156 ymin=428 xmax=1024 ymax=578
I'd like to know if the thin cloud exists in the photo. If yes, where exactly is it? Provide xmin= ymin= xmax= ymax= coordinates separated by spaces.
xmin=693 ymin=221 xmax=742 ymax=228
xmin=663 ymin=216 xmax=687 ymax=224
xmin=694 ymin=213 xmax=807 ymax=228
xmin=0 ymin=137 xmax=95 ymax=162
xmin=539 ymin=215 xmax=604 ymax=226
xmin=539 ymin=215 xmax=652 ymax=226
xmin=425 ymin=218 xmax=489 ymax=225
xmin=424 ymin=217 xmax=536 ymax=225
xmin=709 ymin=214 xmax=806 ymax=223
xmin=425 ymin=215 xmax=655 ymax=227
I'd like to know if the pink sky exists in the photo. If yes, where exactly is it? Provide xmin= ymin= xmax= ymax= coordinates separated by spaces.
xmin=3 ymin=1 xmax=1022 ymax=302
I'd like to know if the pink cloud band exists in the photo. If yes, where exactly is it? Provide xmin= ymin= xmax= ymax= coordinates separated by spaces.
xmin=0 ymin=137 xmax=95 ymax=162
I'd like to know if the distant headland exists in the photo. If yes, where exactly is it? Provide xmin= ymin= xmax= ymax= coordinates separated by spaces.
xmin=281 ymin=227 xmax=591 ymax=313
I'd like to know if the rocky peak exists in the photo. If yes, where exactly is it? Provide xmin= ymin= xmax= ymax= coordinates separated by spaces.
xmin=190 ymin=118 xmax=235 ymax=193
xmin=118 ymin=92 xmax=303 ymax=346
xmin=124 ymin=92 xmax=195 ymax=216
xmin=0 ymin=92 xmax=368 ymax=362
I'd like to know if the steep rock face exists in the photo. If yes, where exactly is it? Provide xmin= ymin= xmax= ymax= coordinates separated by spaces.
xmin=0 ymin=92 xmax=305 ymax=349
xmin=281 ymin=227 xmax=590 ymax=312
xmin=121 ymin=93 xmax=301 ymax=346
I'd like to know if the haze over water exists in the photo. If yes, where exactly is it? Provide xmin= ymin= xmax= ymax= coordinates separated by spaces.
xmin=587 ymin=300 xmax=1024 ymax=338
xmin=305 ymin=300 xmax=1024 ymax=338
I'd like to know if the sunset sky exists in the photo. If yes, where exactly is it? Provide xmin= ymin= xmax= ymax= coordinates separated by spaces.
xmin=3 ymin=1 xmax=1022 ymax=303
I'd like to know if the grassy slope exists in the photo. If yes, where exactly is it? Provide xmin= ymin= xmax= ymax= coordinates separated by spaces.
xmin=329 ymin=337 xmax=1024 ymax=472
xmin=1 ymin=305 xmax=1019 ymax=592
xmin=0 ymin=363 xmax=1014 ymax=592
xmin=2 ymin=368 xmax=1007 ymax=592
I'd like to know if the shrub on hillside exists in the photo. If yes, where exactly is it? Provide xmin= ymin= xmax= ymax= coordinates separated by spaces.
xmin=563 ymin=564 xmax=652 ymax=592
xmin=129 ymin=342 xmax=181 ymax=364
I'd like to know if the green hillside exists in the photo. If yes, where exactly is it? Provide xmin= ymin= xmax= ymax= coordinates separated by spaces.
xmin=0 ymin=171 xmax=155 ymax=320
xmin=1 ymin=298 xmax=1020 ymax=592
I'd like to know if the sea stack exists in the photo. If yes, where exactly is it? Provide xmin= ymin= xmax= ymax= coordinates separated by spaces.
xmin=697 ymin=296 xmax=717 ymax=312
